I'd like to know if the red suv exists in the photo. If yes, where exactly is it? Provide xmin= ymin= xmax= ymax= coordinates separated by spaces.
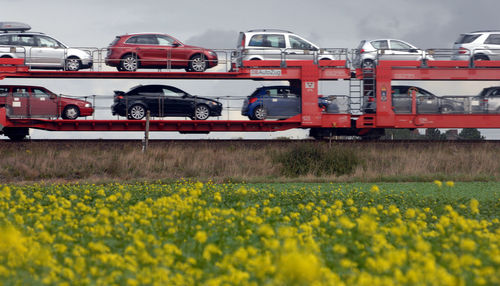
xmin=0 ymin=85 xmax=93 ymax=119
xmin=105 ymin=33 xmax=218 ymax=72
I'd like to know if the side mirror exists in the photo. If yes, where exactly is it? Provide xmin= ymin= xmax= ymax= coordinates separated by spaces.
xmin=409 ymin=49 xmax=418 ymax=53
xmin=50 ymin=94 xmax=57 ymax=100
xmin=172 ymin=42 xmax=181 ymax=47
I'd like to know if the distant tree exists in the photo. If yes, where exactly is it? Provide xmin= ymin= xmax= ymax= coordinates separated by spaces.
xmin=458 ymin=128 xmax=485 ymax=140
xmin=425 ymin=128 xmax=446 ymax=140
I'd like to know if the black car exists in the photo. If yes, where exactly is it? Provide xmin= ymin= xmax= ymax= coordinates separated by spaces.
xmin=111 ymin=85 xmax=222 ymax=120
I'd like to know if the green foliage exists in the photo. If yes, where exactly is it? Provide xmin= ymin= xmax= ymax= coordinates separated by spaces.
xmin=459 ymin=128 xmax=485 ymax=140
xmin=273 ymin=144 xmax=360 ymax=177
xmin=425 ymin=128 xmax=447 ymax=140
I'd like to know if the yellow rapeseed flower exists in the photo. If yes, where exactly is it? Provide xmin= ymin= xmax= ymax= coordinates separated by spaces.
xmin=194 ymin=231 xmax=208 ymax=244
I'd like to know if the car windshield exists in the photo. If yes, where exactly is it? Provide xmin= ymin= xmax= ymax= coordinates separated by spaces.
xmin=455 ymin=34 xmax=480 ymax=44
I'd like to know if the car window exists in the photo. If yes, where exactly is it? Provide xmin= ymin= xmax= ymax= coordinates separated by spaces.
xmin=126 ymin=35 xmax=158 ymax=45
xmin=289 ymin=36 xmax=313 ymax=50
xmin=0 ymin=35 xmax=10 ymax=45
xmin=13 ymin=87 xmax=29 ymax=97
xmin=11 ymin=35 xmax=36 ymax=46
xmin=392 ymin=87 xmax=408 ymax=97
xmin=491 ymin=89 xmax=500 ymax=97
xmin=371 ymin=40 xmax=389 ymax=50
xmin=32 ymin=88 xmax=52 ymax=98
xmin=0 ymin=87 xmax=9 ymax=97
xmin=390 ymin=40 xmax=413 ymax=50
xmin=163 ymin=87 xmax=185 ymax=97
xmin=36 ymin=36 xmax=61 ymax=48
xmin=264 ymin=88 xmax=279 ymax=96
xmin=455 ymin=34 xmax=481 ymax=44
xmin=156 ymin=35 xmax=176 ymax=46
xmin=133 ymin=85 xmax=162 ymax=94
xmin=485 ymin=34 xmax=500 ymax=45
xmin=249 ymin=34 xmax=285 ymax=48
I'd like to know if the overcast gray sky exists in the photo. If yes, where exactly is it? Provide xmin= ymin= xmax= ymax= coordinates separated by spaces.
xmin=2 ymin=0 xmax=500 ymax=139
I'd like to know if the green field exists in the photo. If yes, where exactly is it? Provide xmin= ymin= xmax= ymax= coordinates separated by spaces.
xmin=1 ymin=181 xmax=499 ymax=285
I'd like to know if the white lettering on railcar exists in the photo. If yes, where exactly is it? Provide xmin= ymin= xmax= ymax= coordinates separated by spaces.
xmin=250 ymin=69 xmax=282 ymax=77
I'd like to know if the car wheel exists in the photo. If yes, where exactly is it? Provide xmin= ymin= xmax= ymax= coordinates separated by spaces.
xmin=128 ymin=104 xmax=146 ymax=120
xmin=193 ymin=104 xmax=210 ymax=120
xmin=120 ymin=54 xmax=139 ymax=72
xmin=362 ymin=59 xmax=375 ymax=70
xmin=188 ymin=54 xmax=207 ymax=72
xmin=62 ymin=105 xmax=80 ymax=119
xmin=253 ymin=106 xmax=267 ymax=120
xmin=440 ymin=105 xmax=454 ymax=114
xmin=65 ymin=57 xmax=81 ymax=71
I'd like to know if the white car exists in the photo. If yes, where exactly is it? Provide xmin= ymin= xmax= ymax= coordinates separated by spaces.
xmin=451 ymin=30 xmax=500 ymax=61
xmin=353 ymin=39 xmax=431 ymax=69
xmin=234 ymin=29 xmax=337 ymax=66
xmin=0 ymin=22 xmax=93 ymax=71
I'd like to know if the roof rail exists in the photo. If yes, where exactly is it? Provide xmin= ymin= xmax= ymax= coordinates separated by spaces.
xmin=469 ymin=30 xmax=500 ymax=33
xmin=247 ymin=29 xmax=294 ymax=33
xmin=0 ymin=22 xmax=31 ymax=33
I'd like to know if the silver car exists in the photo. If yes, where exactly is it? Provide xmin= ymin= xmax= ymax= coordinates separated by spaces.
xmin=451 ymin=31 xmax=500 ymax=61
xmin=0 ymin=22 xmax=92 ymax=71
xmin=353 ymin=39 xmax=431 ymax=69
xmin=234 ymin=29 xmax=336 ymax=66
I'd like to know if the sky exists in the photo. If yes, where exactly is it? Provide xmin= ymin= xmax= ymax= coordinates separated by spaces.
xmin=1 ymin=0 xmax=500 ymax=139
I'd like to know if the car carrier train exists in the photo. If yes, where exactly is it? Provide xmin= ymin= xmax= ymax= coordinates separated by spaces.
xmin=1 ymin=22 xmax=500 ymax=140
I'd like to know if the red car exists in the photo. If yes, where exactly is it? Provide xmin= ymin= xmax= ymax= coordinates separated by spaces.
xmin=105 ymin=33 xmax=218 ymax=72
xmin=0 ymin=85 xmax=93 ymax=119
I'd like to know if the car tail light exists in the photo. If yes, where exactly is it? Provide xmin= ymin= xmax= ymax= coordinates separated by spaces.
xmin=249 ymin=97 xmax=257 ymax=104
xmin=117 ymin=95 xmax=124 ymax=100
xmin=458 ymin=47 xmax=468 ymax=54
xmin=368 ymin=97 xmax=374 ymax=102
xmin=241 ymin=34 xmax=245 ymax=48
xmin=360 ymin=49 xmax=365 ymax=53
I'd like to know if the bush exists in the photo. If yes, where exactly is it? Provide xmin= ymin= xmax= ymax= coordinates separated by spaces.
xmin=274 ymin=143 xmax=360 ymax=177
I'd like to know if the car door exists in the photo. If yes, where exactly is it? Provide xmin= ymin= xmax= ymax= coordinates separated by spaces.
xmin=287 ymin=35 xmax=317 ymax=60
xmin=135 ymin=85 xmax=163 ymax=116
xmin=162 ymin=86 xmax=192 ymax=116
xmin=370 ymin=40 xmax=390 ymax=61
xmin=156 ymin=35 xmax=183 ymax=68
xmin=389 ymin=40 xmax=420 ymax=61
xmin=10 ymin=34 xmax=35 ymax=66
xmin=276 ymin=87 xmax=301 ymax=117
xmin=256 ymin=34 xmax=285 ymax=60
xmin=133 ymin=35 xmax=161 ymax=67
xmin=416 ymin=89 xmax=439 ymax=113
xmin=7 ymin=87 xmax=30 ymax=118
xmin=484 ymin=34 xmax=500 ymax=60
xmin=30 ymin=35 xmax=65 ymax=68
xmin=29 ymin=87 xmax=58 ymax=118
xmin=391 ymin=86 xmax=411 ymax=113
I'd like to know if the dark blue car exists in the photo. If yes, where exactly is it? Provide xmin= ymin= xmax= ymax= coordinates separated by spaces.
xmin=241 ymin=86 xmax=336 ymax=120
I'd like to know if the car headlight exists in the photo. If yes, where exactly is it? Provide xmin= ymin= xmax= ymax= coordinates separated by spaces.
xmin=209 ymin=51 xmax=217 ymax=56
xmin=85 ymin=103 xmax=91 ymax=108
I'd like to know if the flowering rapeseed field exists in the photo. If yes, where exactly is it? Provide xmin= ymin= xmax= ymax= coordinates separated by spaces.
xmin=0 ymin=182 xmax=499 ymax=285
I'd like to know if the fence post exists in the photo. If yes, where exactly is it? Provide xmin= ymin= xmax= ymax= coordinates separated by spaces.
xmin=142 ymin=110 xmax=150 ymax=153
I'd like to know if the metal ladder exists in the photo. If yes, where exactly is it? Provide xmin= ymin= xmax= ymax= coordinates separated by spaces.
xmin=348 ymin=77 xmax=363 ymax=115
